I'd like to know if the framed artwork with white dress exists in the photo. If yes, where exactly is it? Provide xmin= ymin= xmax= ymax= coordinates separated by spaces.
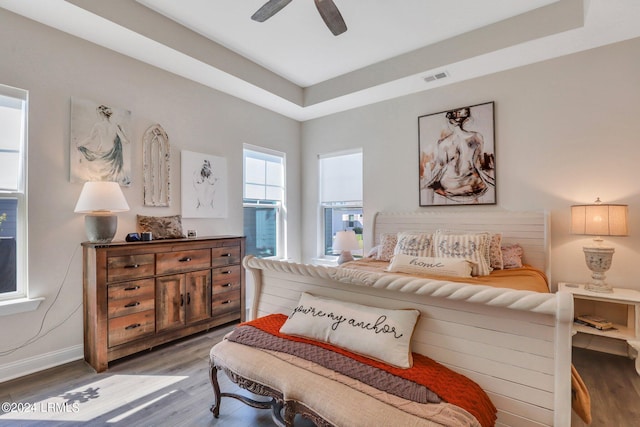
xmin=70 ymin=97 xmax=132 ymax=186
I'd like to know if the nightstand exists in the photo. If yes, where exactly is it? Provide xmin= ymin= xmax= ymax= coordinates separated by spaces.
xmin=558 ymin=282 xmax=640 ymax=375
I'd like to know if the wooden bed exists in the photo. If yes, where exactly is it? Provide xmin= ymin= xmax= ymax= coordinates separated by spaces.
xmin=214 ymin=210 xmax=575 ymax=426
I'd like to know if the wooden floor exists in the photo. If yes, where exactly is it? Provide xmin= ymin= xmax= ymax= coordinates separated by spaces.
xmin=0 ymin=322 xmax=638 ymax=426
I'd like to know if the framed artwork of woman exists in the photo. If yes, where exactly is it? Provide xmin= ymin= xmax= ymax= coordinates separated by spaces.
xmin=418 ymin=101 xmax=496 ymax=206
xmin=70 ymin=97 xmax=132 ymax=186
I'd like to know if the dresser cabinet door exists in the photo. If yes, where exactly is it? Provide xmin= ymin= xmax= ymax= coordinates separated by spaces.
xmin=185 ymin=269 xmax=211 ymax=324
xmin=156 ymin=274 xmax=186 ymax=332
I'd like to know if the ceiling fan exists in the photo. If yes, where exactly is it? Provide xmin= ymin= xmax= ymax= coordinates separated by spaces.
xmin=251 ymin=0 xmax=347 ymax=36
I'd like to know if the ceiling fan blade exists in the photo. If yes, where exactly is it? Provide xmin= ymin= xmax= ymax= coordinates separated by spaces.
xmin=251 ymin=0 xmax=293 ymax=22
xmin=314 ymin=0 xmax=347 ymax=36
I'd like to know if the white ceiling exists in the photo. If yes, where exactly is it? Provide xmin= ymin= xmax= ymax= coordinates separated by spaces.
xmin=2 ymin=0 xmax=640 ymax=121
xmin=136 ymin=0 xmax=560 ymax=87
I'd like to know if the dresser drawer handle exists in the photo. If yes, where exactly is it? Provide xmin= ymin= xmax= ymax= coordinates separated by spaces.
xmin=124 ymin=264 xmax=140 ymax=269
xmin=222 ymin=283 xmax=232 ymax=288
xmin=179 ymin=257 xmax=192 ymax=262
xmin=125 ymin=323 xmax=141 ymax=330
xmin=221 ymin=253 xmax=232 ymax=257
xmin=221 ymin=300 xmax=232 ymax=305
xmin=124 ymin=302 xmax=140 ymax=308
xmin=123 ymin=286 xmax=140 ymax=291
xmin=221 ymin=270 xmax=232 ymax=275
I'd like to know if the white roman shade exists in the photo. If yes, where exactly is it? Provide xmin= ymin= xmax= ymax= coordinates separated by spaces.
xmin=320 ymin=150 xmax=362 ymax=203
xmin=244 ymin=147 xmax=284 ymax=201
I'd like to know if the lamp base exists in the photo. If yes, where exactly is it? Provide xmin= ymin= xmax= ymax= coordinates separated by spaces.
xmin=337 ymin=250 xmax=354 ymax=265
xmin=583 ymin=246 xmax=615 ymax=293
xmin=85 ymin=214 xmax=118 ymax=243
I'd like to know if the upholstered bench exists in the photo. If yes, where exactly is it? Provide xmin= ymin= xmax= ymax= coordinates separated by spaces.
xmin=209 ymin=339 xmax=472 ymax=427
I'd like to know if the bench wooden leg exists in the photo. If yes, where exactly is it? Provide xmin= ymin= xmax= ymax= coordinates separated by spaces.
xmin=210 ymin=361 xmax=289 ymax=425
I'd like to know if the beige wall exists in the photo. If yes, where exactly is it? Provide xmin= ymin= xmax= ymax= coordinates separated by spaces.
xmin=2 ymin=5 xmax=640 ymax=382
xmin=301 ymin=37 xmax=640 ymax=292
xmin=0 ymin=10 xmax=301 ymax=380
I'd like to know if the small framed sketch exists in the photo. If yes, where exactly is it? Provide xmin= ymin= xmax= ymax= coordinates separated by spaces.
xmin=418 ymin=101 xmax=496 ymax=206
xmin=181 ymin=150 xmax=227 ymax=218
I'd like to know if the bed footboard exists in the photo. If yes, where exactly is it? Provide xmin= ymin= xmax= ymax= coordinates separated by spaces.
xmin=243 ymin=255 xmax=574 ymax=426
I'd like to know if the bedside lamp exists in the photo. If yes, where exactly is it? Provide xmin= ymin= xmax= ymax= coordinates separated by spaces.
xmin=333 ymin=230 xmax=360 ymax=265
xmin=75 ymin=181 xmax=130 ymax=243
xmin=571 ymin=198 xmax=628 ymax=293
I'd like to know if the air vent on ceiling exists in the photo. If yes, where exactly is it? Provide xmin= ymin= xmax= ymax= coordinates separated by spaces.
xmin=423 ymin=71 xmax=449 ymax=83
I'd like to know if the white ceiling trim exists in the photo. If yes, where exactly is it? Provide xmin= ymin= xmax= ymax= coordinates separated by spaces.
xmin=2 ymin=0 xmax=640 ymax=121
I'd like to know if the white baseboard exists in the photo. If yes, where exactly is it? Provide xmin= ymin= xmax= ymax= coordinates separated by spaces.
xmin=0 ymin=344 xmax=84 ymax=384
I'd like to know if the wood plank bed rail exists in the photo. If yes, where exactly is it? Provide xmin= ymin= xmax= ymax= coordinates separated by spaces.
xmin=242 ymin=255 xmax=574 ymax=426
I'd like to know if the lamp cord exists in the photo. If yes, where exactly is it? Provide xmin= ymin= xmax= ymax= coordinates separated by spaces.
xmin=0 ymin=245 xmax=82 ymax=357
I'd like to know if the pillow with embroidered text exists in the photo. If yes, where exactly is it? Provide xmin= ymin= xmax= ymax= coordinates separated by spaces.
xmin=279 ymin=292 xmax=420 ymax=368
xmin=393 ymin=232 xmax=433 ymax=257
xmin=435 ymin=229 xmax=498 ymax=271
xmin=433 ymin=232 xmax=491 ymax=276
xmin=388 ymin=254 xmax=473 ymax=278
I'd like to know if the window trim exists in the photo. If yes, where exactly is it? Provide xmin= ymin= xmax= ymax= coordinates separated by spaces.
xmin=242 ymin=144 xmax=287 ymax=260
xmin=0 ymin=83 xmax=28 ymax=303
xmin=318 ymin=149 xmax=363 ymax=260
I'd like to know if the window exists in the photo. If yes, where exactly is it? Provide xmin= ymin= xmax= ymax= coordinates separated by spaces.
xmin=319 ymin=150 xmax=363 ymax=257
xmin=243 ymin=145 xmax=285 ymax=259
xmin=0 ymin=84 xmax=28 ymax=300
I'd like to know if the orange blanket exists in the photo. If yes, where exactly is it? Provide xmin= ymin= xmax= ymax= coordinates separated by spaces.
xmin=241 ymin=314 xmax=497 ymax=427
xmin=340 ymin=259 xmax=550 ymax=293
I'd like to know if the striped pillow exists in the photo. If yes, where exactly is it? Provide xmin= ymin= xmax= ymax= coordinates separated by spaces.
xmin=433 ymin=232 xmax=491 ymax=276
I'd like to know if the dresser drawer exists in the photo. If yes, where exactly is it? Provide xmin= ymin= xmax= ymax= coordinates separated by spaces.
xmin=108 ymin=279 xmax=155 ymax=318
xmin=108 ymin=310 xmax=155 ymax=347
xmin=212 ymin=270 xmax=241 ymax=293
xmin=211 ymin=246 xmax=241 ymax=267
xmin=156 ymin=249 xmax=211 ymax=274
xmin=212 ymin=290 xmax=241 ymax=316
xmin=107 ymin=254 xmax=155 ymax=282
xmin=212 ymin=265 xmax=240 ymax=285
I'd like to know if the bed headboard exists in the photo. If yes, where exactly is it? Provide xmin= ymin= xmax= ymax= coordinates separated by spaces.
xmin=372 ymin=210 xmax=550 ymax=279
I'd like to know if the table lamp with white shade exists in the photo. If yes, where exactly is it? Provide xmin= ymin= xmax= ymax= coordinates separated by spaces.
xmin=75 ymin=181 xmax=130 ymax=243
xmin=333 ymin=230 xmax=360 ymax=265
xmin=571 ymin=198 xmax=628 ymax=293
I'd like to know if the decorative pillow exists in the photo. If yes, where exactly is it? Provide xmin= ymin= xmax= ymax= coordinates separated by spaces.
xmin=433 ymin=232 xmax=491 ymax=276
xmin=501 ymin=244 xmax=524 ymax=269
xmin=137 ymin=214 xmax=185 ymax=239
xmin=376 ymin=233 xmax=398 ymax=261
xmin=279 ymin=292 xmax=420 ymax=368
xmin=435 ymin=230 xmax=493 ymax=274
xmin=489 ymin=233 xmax=504 ymax=270
xmin=387 ymin=253 xmax=473 ymax=278
xmin=393 ymin=232 xmax=433 ymax=257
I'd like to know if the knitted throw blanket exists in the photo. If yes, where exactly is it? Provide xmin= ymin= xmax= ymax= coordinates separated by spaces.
xmin=234 ymin=314 xmax=497 ymax=427
xmin=228 ymin=323 xmax=441 ymax=404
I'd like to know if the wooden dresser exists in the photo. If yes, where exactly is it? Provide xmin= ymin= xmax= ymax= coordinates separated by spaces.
xmin=82 ymin=236 xmax=245 ymax=372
